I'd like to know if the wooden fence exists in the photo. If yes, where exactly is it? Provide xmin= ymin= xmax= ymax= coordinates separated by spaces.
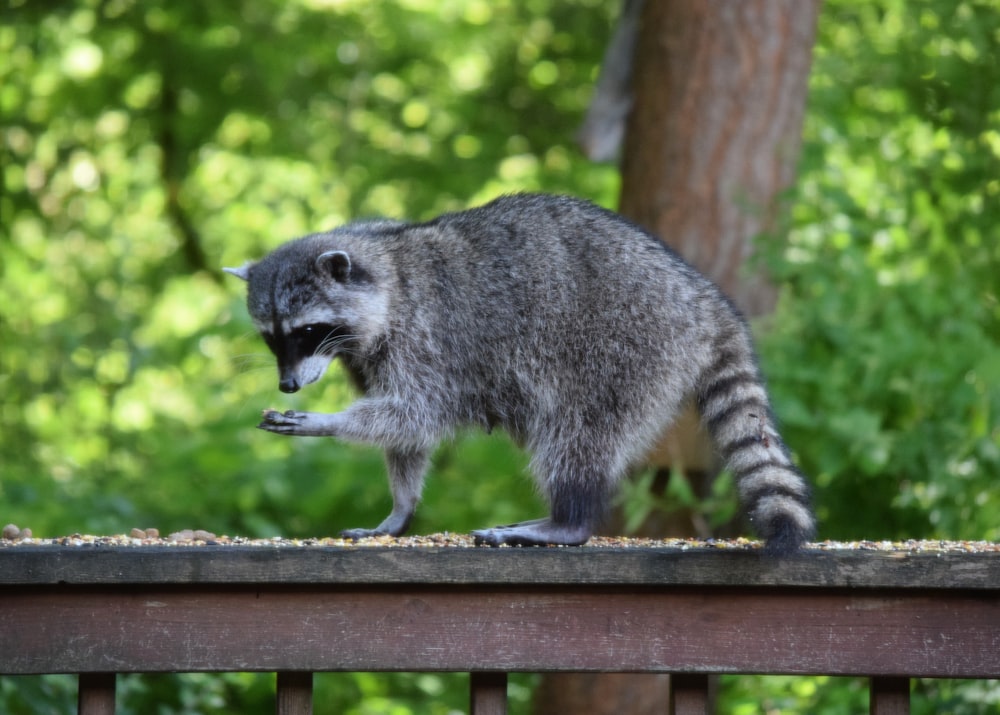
xmin=2 ymin=540 xmax=998 ymax=714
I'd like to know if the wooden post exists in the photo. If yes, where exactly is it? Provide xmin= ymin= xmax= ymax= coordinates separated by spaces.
xmin=470 ymin=672 xmax=507 ymax=715
xmin=78 ymin=673 xmax=115 ymax=715
xmin=669 ymin=674 xmax=710 ymax=715
xmin=276 ymin=671 xmax=312 ymax=715
xmin=870 ymin=677 xmax=910 ymax=715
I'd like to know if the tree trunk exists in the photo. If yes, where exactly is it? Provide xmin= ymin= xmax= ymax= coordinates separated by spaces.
xmin=535 ymin=2 xmax=819 ymax=713
xmin=619 ymin=0 xmax=819 ymax=316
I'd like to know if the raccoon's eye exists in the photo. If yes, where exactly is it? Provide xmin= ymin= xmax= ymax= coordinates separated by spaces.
xmin=293 ymin=323 xmax=340 ymax=354
xmin=300 ymin=323 xmax=332 ymax=336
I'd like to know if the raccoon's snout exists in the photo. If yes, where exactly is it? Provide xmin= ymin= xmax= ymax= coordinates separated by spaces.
xmin=277 ymin=355 xmax=332 ymax=394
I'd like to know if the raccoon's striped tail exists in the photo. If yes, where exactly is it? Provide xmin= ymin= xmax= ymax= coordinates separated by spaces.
xmin=697 ymin=346 xmax=815 ymax=555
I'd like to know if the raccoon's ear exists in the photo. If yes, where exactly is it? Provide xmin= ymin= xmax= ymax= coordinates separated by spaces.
xmin=223 ymin=262 xmax=254 ymax=281
xmin=316 ymin=250 xmax=352 ymax=283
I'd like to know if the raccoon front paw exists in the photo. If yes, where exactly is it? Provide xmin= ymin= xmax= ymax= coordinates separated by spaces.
xmin=257 ymin=409 xmax=342 ymax=437
xmin=257 ymin=409 xmax=327 ymax=436
xmin=258 ymin=409 xmax=302 ymax=432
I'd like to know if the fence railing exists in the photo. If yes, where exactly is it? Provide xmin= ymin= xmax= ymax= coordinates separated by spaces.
xmin=2 ymin=539 xmax=998 ymax=714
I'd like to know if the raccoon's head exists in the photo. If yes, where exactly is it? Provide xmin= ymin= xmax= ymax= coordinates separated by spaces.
xmin=225 ymin=236 xmax=387 ymax=394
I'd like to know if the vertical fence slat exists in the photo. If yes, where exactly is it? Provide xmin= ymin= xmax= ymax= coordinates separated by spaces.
xmin=870 ymin=677 xmax=910 ymax=715
xmin=78 ymin=673 xmax=116 ymax=715
xmin=276 ymin=671 xmax=313 ymax=715
xmin=470 ymin=672 xmax=507 ymax=715
xmin=669 ymin=673 xmax=710 ymax=715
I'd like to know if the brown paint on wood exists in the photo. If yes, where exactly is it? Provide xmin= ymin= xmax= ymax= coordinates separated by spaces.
xmin=3 ymin=587 xmax=998 ymax=678
xmin=78 ymin=673 xmax=115 ymax=715
xmin=870 ymin=677 xmax=910 ymax=715
xmin=276 ymin=671 xmax=312 ymax=715
xmin=470 ymin=672 xmax=507 ymax=715
xmin=670 ymin=674 xmax=710 ymax=715
xmin=3 ymin=545 xmax=999 ymax=591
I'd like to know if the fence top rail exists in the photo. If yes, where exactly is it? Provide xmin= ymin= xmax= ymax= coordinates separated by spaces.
xmin=2 ymin=536 xmax=998 ymax=590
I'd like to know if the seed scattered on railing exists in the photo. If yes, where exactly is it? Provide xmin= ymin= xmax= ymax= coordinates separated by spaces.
xmin=2 ymin=524 xmax=31 ymax=541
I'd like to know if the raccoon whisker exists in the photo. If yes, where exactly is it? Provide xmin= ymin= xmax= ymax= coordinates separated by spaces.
xmin=320 ymin=347 xmax=363 ymax=360
xmin=233 ymin=364 xmax=275 ymax=379
xmin=320 ymin=347 xmax=357 ymax=358
xmin=318 ymin=333 xmax=355 ymax=347
xmin=315 ymin=343 xmax=342 ymax=357
xmin=231 ymin=351 xmax=272 ymax=361
xmin=231 ymin=353 xmax=274 ymax=371
xmin=317 ymin=333 xmax=360 ymax=356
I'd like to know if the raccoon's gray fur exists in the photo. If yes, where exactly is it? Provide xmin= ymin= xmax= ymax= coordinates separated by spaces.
xmin=225 ymin=193 xmax=814 ymax=553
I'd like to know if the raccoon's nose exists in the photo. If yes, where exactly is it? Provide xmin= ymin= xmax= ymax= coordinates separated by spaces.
xmin=279 ymin=377 xmax=301 ymax=393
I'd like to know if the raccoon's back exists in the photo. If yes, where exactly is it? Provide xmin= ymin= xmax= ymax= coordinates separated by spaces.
xmin=429 ymin=193 xmax=712 ymax=326
xmin=392 ymin=195 xmax=720 ymax=432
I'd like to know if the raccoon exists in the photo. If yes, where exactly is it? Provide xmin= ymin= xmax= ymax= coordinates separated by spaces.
xmin=225 ymin=193 xmax=814 ymax=553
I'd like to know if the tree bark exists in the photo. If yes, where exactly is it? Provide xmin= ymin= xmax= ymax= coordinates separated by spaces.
xmin=535 ymin=2 xmax=819 ymax=714
xmin=533 ymin=673 xmax=673 ymax=715
xmin=620 ymin=0 xmax=819 ymax=316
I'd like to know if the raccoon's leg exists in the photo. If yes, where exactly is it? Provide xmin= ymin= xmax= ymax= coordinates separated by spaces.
xmin=341 ymin=447 xmax=429 ymax=539
xmin=258 ymin=397 xmax=443 ymax=449
xmin=472 ymin=448 xmax=611 ymax=547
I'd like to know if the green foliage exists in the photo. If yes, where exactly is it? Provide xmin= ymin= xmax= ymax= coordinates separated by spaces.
xmin=617 ymin=467 xmax=738 ymax=535
xmin=758 ymin=0 xmax=1000 ymax=543
xmin=719 ymin=676 xmax=1000 ymax=715
xmin=719 ymin=675 xmax=869 ymax=715
xmin=913 ymin=679 xmax=1000 ymax=715
xmin=1 ymin=0 xmax=617 ymax=539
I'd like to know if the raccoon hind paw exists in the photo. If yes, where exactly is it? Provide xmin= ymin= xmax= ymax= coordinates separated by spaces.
xmin=472 ymin=519 xmax=592 ymax=547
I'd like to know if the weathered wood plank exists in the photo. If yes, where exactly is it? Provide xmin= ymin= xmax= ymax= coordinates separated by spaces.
xmin=1 ymin=545 xmax=998 ymax=590
xmin=470 ymin=672 xmax=507 ymax=715
xmin=78 ymin=673 xmax=115 ymax=715
xmin=2 ymin=587 xmax=998 ymax=678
